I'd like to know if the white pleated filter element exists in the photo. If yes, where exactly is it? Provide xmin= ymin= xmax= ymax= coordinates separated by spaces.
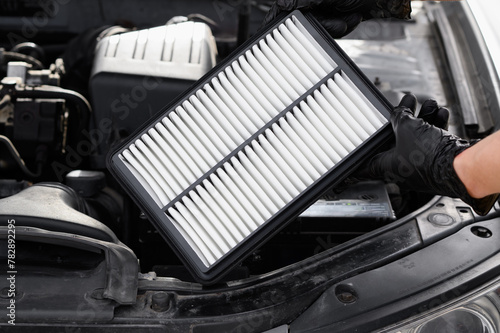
xmin=118 ymin=15 xmax=388 ymax=267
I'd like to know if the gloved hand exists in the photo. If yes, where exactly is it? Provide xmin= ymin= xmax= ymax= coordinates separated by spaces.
xmin=416 ymin=98 xmax=450 ymax=131
xmin=262 ymin=0 xmax=412 ymax=38
xmin=361 ymin=94 xmax=498 ymax=216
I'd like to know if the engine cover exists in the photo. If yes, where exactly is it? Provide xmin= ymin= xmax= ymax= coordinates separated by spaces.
xmin=89 ymin=20 xmax=217 ymax=167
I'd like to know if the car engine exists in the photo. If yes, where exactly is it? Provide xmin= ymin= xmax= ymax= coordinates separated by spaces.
xmin=0 ymin=1 xmax=482 ymax=282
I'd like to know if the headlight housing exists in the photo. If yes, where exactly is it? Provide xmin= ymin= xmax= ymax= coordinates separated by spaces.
xmin=378 ymin=277 xmax=500 ymax=333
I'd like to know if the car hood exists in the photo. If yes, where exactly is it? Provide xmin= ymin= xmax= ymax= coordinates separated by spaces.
xmin=467 ymin=0 xmax=500 ymax=81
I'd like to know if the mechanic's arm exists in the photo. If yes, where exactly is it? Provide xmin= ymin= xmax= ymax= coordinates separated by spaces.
xmin=454 ymin=131 xmax=500 ymax=199
xmin=362 ymin=94 xmax=499 ymax=216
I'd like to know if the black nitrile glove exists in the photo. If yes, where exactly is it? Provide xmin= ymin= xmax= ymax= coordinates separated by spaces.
xmin=416 ymin=98 xmax=450 ymax=131
xmin=362 ymin=94 xmax=498 ymax=216
xmin=262 ymin=0 xmax=412 ymax=38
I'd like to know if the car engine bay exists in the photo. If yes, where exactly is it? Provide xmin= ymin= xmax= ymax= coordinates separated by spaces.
xmin=0 ymin=0 xmax=492 ymax=283
xmin=3 ymin=1 xmax=500 ymax=331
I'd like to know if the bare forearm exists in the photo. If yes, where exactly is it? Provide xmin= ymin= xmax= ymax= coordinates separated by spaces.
xmin=454 ymin=130 xmax=500 ymax=199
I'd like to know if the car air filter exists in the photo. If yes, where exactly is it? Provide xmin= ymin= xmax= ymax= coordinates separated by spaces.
xmin=108 ymin=10 xmax=393 ymax=284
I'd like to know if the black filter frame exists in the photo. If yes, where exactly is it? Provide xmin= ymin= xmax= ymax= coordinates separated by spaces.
xmin=107 ymin=10 xmax=395 ymax=284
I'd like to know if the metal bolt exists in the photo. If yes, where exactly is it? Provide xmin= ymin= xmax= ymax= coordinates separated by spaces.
xmin=151 ymin=292 xmax=171 ymax=312
xmin=428 ymin=213 xmax=455 ymax=226
xmin=471 ymin=226 xmax=492 ymax=238
xmin=337 ymin=291 xmax=357 ymax=304
xmin=335 ymin=284 xmax=358 ymax=304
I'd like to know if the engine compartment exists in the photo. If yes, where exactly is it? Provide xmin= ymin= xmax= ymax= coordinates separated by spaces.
xmin=0 ymin=1 xmax=475 ymax=283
